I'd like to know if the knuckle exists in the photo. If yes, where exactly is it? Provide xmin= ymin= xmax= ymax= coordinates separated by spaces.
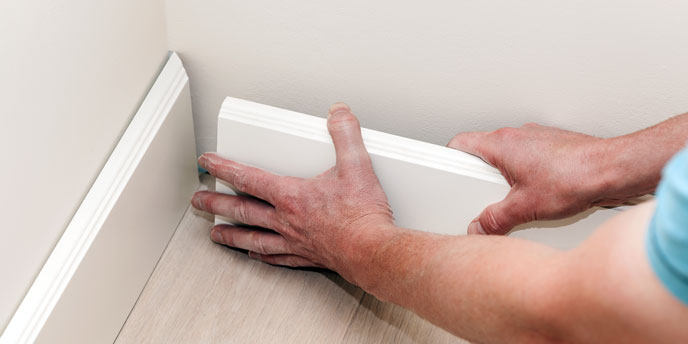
xmin=328 ymin=112 xmax=359 ymax=130
xmin=234 ymin=198 xmax=251 ymax=223
xmin=482 ymin=208 xmax=506 ymax=235
xmin=254 ymin=233 xmax=267 ymax=254
xmin=493 ymin=127 xmax=515 ymax=139
xmin=203 ymin=158 xmax=218 ymax=175
xmin=201 ymin=194 xmax=215 ymax=213
xmin=232 ymin=170 xmax=248 ymax=191
xmin=273 ymin=177 xmax=295 ymax=200
xmin=276 ymin=183 xmax=303 ymax=212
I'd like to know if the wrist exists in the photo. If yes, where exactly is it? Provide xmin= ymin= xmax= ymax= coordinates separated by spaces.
xmin=585 ymin=135 xmax=656 ymax=205
xmin=334 ymin=223 xmax=403 ymax=292
xmin=584 ymin=137 xmax=626 ymax=198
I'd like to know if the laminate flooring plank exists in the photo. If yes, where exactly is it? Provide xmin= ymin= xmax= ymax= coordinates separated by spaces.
xmin=116 ymin=176 xmax=467 ymax=343
xmin=342 ymin=294 xmax=465 ymax=344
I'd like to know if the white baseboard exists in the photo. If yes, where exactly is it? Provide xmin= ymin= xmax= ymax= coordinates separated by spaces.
xmin=1 ymin=53 xmax=199 ymax=344
xmin=216 ymin=97 xmax=623 ymax=250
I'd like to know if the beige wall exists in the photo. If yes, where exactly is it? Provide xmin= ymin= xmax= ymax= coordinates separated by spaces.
xmin=0 ymin=0 xmax=168 ymax=330
xmin=165 ymin=0 xmax=688 ymax=155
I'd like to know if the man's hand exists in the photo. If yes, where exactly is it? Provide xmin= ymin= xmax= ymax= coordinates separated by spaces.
xmin=449 ymin=112 xmax=688 ymax=235
xmin=448 ymin=124 xmax=619 ymax=235
xmin=191 ymin=103 xmax=396 ymax=284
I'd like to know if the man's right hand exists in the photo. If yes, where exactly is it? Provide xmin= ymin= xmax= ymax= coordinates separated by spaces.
xmin=448 ymin=123 xmax=634 ymax=235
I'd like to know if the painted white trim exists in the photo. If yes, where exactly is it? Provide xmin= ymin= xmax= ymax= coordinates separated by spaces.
xmin=1 ymin=53 xmax=199 ymax=344
xmin=220 ymin=98 xmax=506 ymax=185
xmin=216 ymin=97 xmax=623 ymax=250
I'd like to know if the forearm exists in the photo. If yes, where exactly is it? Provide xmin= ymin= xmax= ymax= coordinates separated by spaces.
xmin=595 ymin=113 xmax=688 ymax=204
xmin=344 ymin=226 xmax=565 ymax=343
xmin=343 ymin=202 xmax=688 ymax=343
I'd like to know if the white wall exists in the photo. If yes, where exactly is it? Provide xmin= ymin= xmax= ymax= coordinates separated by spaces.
xmin=165 ymin=0 xmax=688 ymax=155
xmin=0 ymin=0 xmax=168 ymax=331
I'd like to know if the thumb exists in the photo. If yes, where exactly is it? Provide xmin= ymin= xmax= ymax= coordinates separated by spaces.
xmin=447 ymin=131 xmax=493 ymax=165
xmin=327 ymin=103 xmax=371 ymax=171
xmin=467 ymin=190 xmax=533 ymax=235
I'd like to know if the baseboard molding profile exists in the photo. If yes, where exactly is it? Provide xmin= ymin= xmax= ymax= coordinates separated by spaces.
xmin=1 ymin=52 xmax=199 ymax=344
xmin=216 ymin=97 xmax=624 ymax=250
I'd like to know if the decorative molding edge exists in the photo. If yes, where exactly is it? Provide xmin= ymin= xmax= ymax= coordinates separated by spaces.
xmin=215 ymin=97 xmax=624 ymax=250
xmin=1 ymin=53 xmax=199 ymax=343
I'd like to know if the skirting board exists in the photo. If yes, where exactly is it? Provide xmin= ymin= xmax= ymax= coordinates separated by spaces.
xmin=216 ymin=97 xmax=627 ymax=250
xmin=1 ymin=53 xmax=199 ymax=344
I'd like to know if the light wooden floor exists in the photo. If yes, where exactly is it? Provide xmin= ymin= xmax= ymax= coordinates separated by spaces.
xmin=115 ymin=176 xmax=467 ymax=344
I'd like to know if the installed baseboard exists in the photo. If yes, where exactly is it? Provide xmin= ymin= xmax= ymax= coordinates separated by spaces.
xmin=216 ymin=97 xmax=624 ymax=250
xmin=1 ymin=53 xmax=199 ymax=344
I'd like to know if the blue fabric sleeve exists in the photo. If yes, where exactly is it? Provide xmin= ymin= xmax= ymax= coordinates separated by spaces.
xmin=646 ymin=146 xmax=688 ymax=306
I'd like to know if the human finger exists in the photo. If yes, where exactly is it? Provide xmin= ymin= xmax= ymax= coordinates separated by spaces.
xmin=467 ymin=189 xmax=534 ymax=235
xmin=248 ymin=252 xmax=321 ymax=268
xmin=211 ymin=224 xmax=292 ymax=255
xmin=326 ymin=103 xmax=372 ymax=173
xmin=192 ymin=191 xmax=278 ymax=229
xmin=447 ymin=131 xmax=492 ymax=163
xmin=198 ymin=152 xmax=286 ymax=203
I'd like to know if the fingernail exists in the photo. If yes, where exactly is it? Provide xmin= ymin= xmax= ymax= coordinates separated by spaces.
xmin=467 ymin=221 xmax=486 ymax=235
xmin=247 ymin=251 xmax=260 ymax=260
xmin=211 ymin=229 xmax=223 ymax=243
xmin=199 ymin=152 xmax=220 ymax=166
xmin=328 ymin=103 xmax=350 ymax=119
xmin=329 ymin=110 xmax=347 ymax=119
xmin=191 ymin=193 xmax=202 ymax=210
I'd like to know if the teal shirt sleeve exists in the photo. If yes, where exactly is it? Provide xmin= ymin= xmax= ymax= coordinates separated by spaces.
xmin=647 ymin=146 xmax=688 ymax=306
